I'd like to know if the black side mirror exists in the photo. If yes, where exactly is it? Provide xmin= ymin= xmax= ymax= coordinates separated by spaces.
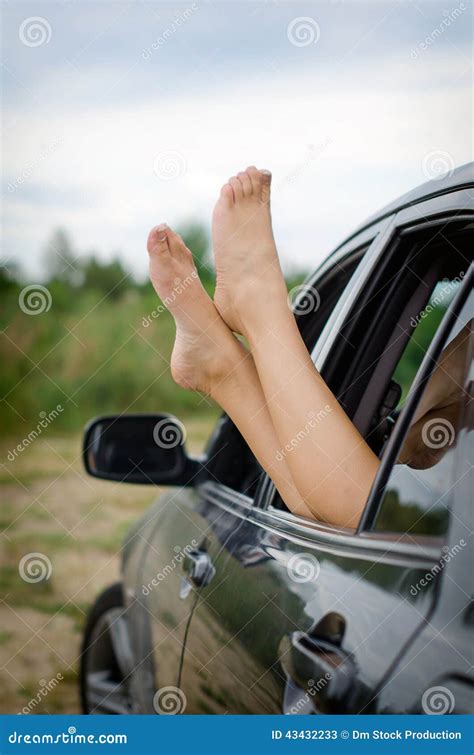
xmin=83 ymin=414 xmax=202 ymax=486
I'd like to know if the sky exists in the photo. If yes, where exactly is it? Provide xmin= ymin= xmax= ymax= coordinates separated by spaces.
xmin=1 ymin=0 xmax=472 ymax=281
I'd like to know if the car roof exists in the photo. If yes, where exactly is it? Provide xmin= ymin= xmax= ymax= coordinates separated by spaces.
xmin=334 ymin=161 xmax=474 ymax=252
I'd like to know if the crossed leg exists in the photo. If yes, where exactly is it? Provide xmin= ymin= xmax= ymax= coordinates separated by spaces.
xmin=146 ymin=224 xmax=314 ymax=519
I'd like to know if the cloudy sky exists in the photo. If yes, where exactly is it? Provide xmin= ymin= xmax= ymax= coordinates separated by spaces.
xmin=2 ymin=0 xmax=472 ymax=280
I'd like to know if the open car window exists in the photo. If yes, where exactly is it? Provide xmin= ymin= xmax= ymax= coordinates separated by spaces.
xmin=204 ymin=245 xmax=369 ymax=498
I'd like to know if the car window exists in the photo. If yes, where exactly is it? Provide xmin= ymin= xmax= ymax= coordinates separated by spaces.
xmin=372 ymin=289 xmax=473 ymax=537
xmin=338 ymin=220 xmax=473 ymax=457
xmin=271 ymin=217 xmax=473 ymax=521
xmin=205 ymin=246 xmax=368 ymax=498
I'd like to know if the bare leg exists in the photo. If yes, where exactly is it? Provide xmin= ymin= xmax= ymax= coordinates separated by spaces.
xmin=212 ymin=167 xmax=380 ymax=527
xmin=146 ymin=224 xmax=314 ymax=519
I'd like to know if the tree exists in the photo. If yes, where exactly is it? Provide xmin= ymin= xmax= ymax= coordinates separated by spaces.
xmin=42 ymin=228 xmax=80 ymax=286
xmin=79 ymin=255 xmax=132 ymax=300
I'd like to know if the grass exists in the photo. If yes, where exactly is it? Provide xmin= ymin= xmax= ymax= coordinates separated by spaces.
xmin=0 ymin=424 xmax=214 ymax=714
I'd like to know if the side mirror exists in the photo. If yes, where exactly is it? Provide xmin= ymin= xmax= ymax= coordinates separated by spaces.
xmin=83 ymin=414 xmax=202 ymax=486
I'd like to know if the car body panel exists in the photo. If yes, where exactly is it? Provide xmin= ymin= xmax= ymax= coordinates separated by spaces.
xmin=178 ymin=488 xmax=441 ymax=714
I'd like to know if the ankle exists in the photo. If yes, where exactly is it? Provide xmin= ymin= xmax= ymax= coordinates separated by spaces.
xmin=208 ymin=344 xmax=252 ymax=402
xmin=240 ymin=287 xmax=296 ymax=342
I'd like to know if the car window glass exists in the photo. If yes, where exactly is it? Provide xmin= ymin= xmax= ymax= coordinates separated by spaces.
xmin=372 ymin=290 xmax=473 ymax=537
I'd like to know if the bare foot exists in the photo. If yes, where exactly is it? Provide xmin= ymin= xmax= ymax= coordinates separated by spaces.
xmin=147 ymin=224 xmax=244 ymax=395
xmin=212 ymin=166 xmax=288 ymax=335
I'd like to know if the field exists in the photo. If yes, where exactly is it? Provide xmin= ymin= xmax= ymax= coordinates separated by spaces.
xmin=0 ymin=420 xmax=214 ymax=714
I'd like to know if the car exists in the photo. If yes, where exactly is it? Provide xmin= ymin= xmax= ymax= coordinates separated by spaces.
xmin=79 ymin=163 xmax=474 ymax=715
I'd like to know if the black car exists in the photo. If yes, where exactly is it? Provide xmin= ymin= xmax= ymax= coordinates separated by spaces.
xmin=80 ymin=163 xmax=474 ymax=716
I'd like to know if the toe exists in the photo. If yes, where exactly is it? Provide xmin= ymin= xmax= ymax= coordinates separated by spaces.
xmin=147 ymin=224 xmax=170 ymax=255
xmin=229 ymin=176 xmax=243 ymax=201
xmin=166 ymin=227 xmax=187 ymax=256
xmin=238 ymin=170 xmax=253 ymax=197
xmin=219 ymin=183 xmax=234 ymax=206
xmin=246 ymin=166 xmax=262 ymax=198
xmin=260 ymin=169 xmax=272 ymax=204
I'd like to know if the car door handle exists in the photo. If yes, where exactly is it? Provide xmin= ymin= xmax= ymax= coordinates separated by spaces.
xmin=279 ymin=630 xmax=357 ymax=713
xmin=179 ymin=549 xmax=216 ymax=599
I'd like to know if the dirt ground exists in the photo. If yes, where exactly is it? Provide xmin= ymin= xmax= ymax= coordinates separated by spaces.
xmin=0 ymin=418 xmax=213 ymax=714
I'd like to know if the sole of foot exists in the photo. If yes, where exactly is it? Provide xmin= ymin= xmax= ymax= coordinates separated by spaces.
xmin=147 ymin=224 xmax=244 ymax=395
xmin=212 ymin=166 xmax=288 ymax=336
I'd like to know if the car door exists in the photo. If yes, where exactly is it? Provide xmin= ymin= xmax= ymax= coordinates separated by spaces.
xmin=178 ymin=192 xmax=474 ymax=714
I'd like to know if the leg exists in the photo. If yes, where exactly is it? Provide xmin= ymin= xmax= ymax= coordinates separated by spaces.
xmin=212 ymin=168 xmax=380 ymax=527
xmin=146 ymin=224 xmax=314 ymax=519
